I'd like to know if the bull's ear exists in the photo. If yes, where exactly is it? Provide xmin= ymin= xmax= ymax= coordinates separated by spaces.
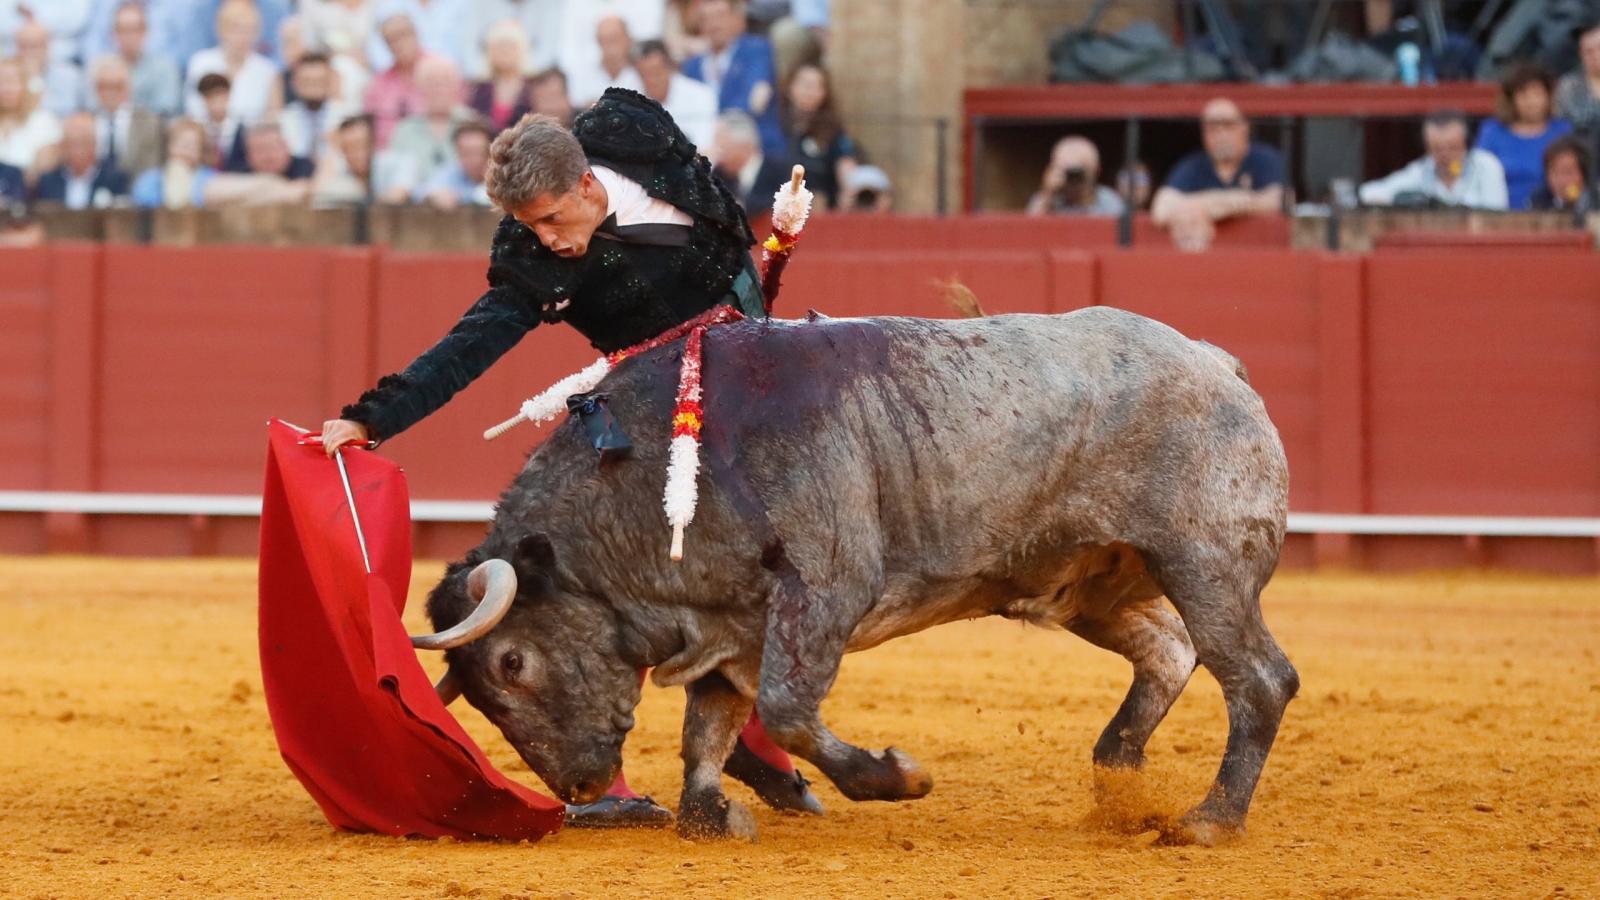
xmin=514 ymin=533 xmax=557 ymax=580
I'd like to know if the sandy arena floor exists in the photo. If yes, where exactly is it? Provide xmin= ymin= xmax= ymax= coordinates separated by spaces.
xmin=2 ymin=557 xmax=1598 ymax=898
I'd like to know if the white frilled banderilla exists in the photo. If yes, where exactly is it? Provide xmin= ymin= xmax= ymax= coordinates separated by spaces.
xmin=483 ymin=166 xmax=814 ymax=561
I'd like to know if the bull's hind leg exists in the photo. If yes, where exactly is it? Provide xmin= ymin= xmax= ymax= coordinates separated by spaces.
xmin=678 ymin=673 xmax=759 ymax=841
xmin=1071 ymin=597 xmax=1197 ymax=771
xmin=1152 ymin=549 xmax=1299 ymax=846
xmin=752 ymin=564 xmax=932 ymax=803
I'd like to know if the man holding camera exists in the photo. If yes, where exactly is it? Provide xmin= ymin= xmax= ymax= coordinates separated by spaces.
xmin=1357 ymin=111 xmax=1508 ymax=210
xmin=1026 ymin=136 xmax=1125 ymax=217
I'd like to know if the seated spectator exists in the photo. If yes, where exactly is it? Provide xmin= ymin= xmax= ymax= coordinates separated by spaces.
xmin=779 ymin=62 xmax=857 ymax=210
xmin=0 ymin=152 xmax=41 ymax=244
xmin=0 ymin=57 xmax=61 ymax=184
xmin=568 ymin=15 xmax=642 ymax=110
xmin=635 ymin=40 xmax=716 ymax=150
xmin=365 ymin=0 xmax=470 ymax=73
xmin=184 ymin=0 xmax=283 ymax=125
xmin=0 ymin=157 xmax=24 ymax=211
xmin=131 ymin=118 xmax=216 ymax=208
xmin=34 ymin=112 xmax=129 ymax=209
xmin=294 ymin=2 xmax=374 ymax=112
xmin=766 ymin=1 xmax=828 ymax=87
xmin=468 ymin=20 xmax=532 ymax=132
xmin=89 ymin=55 xmax=163 ymax=177
xmin=365 ymin=14 xmax=431 ymax=148
xmin=710 ymin=109 xmax=789 ymax=215
xmin=1026 ymin=136 xmax=1124 ymax=217
xmin=1359 ymin=111 xmax=1508 ymax=210
xmin=662 ymin=0 xmax=711 ymax=63
xmin=387 ymin=57 xmax=474 ymax=185
xmin=3 ymin=2 xmax=89 ymax=66
xmin=1476 ymin=63 xmax=1572 ymax=210
xmin=103 ymin=3 xmax=182 ymax=117
xmin=276 ymin=14 xmax=307 ymax=104
xmin=280 ymin=53 xmax=349 ymax=163
xmin=1116 ymin=161 xmax=1153 ymax=211
xmin=1151 ymin=98 xmax=1285 ymax=252
xmin=233 ymin=120 xmax=315 ymax=179
xmin=1528 ymin=134 xmax=1599 ymax=213
xmin=840 ymin=164 xmax=893 ymax=214
xmin=412 ymin=119 xmax=492 ymax=208
xmin=554 ymin=0 xmax=663 ymax=98
xmin=467 ymin=0 xmax=560 ymax=80
xmin=303 ymin=0 xmax=379 ymax=60
xmin=13 ymin=18 xmax=81 ymax=117
xmin=1555 ymin=22 xmax=1600 ymax=138
xmin=196 ymin=73 xmax=247 ymax=171
xmin=525 ymin=67 xmax=574 ymax=129
xmin=684 ymin=0 xmax=784 ymax=156
xmin=312 ymin=113 xmax=415 ymax=205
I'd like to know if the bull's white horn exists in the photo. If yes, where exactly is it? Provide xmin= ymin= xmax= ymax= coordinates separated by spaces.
xmin=433 ymin=670 xmax=463 ymax=705
xmin=409 ymin=559 xmax=518 ymax=650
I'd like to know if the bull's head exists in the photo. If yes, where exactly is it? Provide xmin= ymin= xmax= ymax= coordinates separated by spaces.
xmin=409 ymin=534 xmax=642 ymax=805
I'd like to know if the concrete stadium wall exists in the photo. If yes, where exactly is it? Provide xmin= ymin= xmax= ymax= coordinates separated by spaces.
xmin=1 ymin=221 xmax=1596 ymax=572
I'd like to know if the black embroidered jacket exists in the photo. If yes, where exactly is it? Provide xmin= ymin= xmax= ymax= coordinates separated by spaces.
xmin=340 ymin=88 xmax=758 ymax=441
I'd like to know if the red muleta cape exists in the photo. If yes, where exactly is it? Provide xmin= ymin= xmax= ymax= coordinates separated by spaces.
xmin=257 ymin=418 xmax=563 ymax=840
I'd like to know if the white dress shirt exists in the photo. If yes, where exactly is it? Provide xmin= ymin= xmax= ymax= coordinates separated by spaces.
xmin=1358 ymin=149 xmax=1509 ymax=210
xmin=567 ymin=64 xmax=642 ymax=110
xmin=659 ymin=73 xmax=717 ymax=150
xmin=591 ymin=164 xmax=692 ymax=227
xmin=183 ymin=49 xmax=281 ymax=124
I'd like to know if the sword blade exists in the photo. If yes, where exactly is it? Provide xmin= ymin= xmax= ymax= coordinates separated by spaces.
xmin=335 ymin=449 xmax=372 ymax=574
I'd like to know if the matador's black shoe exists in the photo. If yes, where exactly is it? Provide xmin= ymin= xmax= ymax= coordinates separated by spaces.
xmin=723 ymin=741 xmax=826 ymax=816
xmin=564 ymin=795 xmax=674 ymax=829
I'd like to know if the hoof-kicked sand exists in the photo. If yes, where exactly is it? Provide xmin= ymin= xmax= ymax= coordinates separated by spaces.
xmin=3 ymin=558 xmax=1598 ymax=897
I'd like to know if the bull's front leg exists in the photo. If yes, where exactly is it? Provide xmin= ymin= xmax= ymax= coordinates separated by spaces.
xmin=753 ymin=563 xmax=933 ymax=803
xmin=678 ymin=672 xmax=759 ymax=841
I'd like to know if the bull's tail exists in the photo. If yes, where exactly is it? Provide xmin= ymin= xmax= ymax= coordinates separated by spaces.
xmin=936 ymin=279 xmax=987 ymax=318
xmin=1196 ymin=339 xmax=1250 ymax=384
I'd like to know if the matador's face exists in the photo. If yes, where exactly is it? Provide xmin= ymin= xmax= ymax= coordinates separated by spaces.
xmin=511 ymin=172 xmax=609 ymax=259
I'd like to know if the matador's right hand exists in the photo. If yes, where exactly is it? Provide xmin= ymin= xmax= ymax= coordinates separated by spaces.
xmin=319 ymin=419 xmax=371 ymax=458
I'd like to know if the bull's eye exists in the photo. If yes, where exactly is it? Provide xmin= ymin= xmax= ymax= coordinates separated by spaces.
xmin=501 ymin=651 xmax=523 ymax=675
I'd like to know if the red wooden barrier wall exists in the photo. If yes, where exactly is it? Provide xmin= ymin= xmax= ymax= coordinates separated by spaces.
xmin=1 ymin=223 xmax=1596 ymax=570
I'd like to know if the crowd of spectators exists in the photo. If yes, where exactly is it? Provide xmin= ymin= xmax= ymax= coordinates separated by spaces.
xmin=0 ymin=0 xmax=864 ymax=245
xmin=1028 ymin=19 xmax=1600 ymax=250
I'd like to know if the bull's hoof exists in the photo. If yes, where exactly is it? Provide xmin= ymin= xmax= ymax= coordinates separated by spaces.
xmin=724 ymin=741 xmax=825 ymax=816
xmin=677 ymin=792 xmax=758 ymax=843
xmin=564 ymin=795 xmax=674 ymax=830
xmin=884 ymin=748 xmax=933 ymax=799
xmin=1155 ymin=812 xmax=1243 ymax=847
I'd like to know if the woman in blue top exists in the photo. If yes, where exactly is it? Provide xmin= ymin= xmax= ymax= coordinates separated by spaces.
xmin=1475 ymin=63 xmax=1572 ymax=210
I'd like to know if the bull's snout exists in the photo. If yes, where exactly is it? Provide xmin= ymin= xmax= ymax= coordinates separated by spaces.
xmin=526 ymin=744 xmax=622 ymax=805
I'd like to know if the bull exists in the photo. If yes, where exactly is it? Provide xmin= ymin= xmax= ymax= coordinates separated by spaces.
xmin=408 ymin=306 xmax=1299 ymax=845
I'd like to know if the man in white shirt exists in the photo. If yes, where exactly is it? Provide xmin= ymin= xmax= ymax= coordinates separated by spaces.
xmin=709 ymin=109 xmax=788 ymax=215
xmin=366 ymin=0 xmax=468 ymax=73
xmin=279 ymin=53 xmax=349 ymax=163
xmin=34 ymin=112 xmax=129 ymax=209
xmin=566 ymin=15 xmax=641 ymax=110
xmin=1358 ymin=112 xmax=1509 ymax=210
xmin=634 ymin=39 xmax=717 ymax=149
xmin=555 ymin=0 xmax=662 ymax=100
xmin=104 ymin=1 xmax=181 ymax=116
